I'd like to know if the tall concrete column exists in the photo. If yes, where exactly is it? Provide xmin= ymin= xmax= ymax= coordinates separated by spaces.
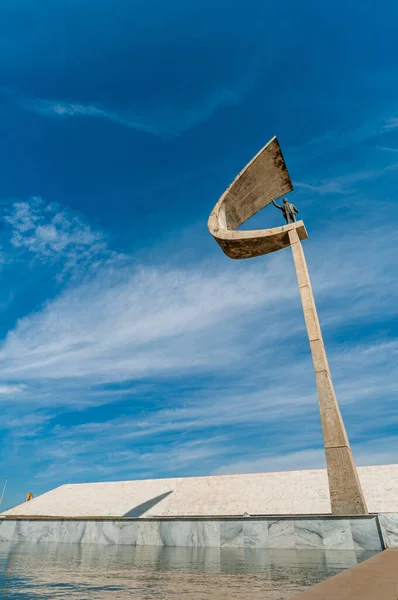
xmin=288 ymin=227 xmax=368 ymax=515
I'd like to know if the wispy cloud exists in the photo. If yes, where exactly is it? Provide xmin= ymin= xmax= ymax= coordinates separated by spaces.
xmin=212 ymin=437 xmax=398 ymax=475
xmin=8 ymin=334 xmax=398 ymax=484
xmin=24 ymin=68 xmax=259 ymax=138
xmin=0 ymin=256 xmax=298 ymax=384
xmin=378 ymin=145 xmax=398 ymax=153
xmin=31 ymin=100 xmax=169 ymax=137
xmin=384 ymin=117 xmax=398 ymax=130
xmin=0 ymin=384 xmax=26 ymax=395
xmin=2 ymin=219 xmax=396 ymax=389
xmin=295 ymin=162 xmax=398 ymax=195
xmin=1 ymin=198 xmax=398 ymax=498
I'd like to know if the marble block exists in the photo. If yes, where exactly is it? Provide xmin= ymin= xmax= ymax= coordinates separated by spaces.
xmin=81 ymin=521 xmax=100 ymax=544
xmin=13 ymin=520 xmax=35 ymax=542
xmin=350 ymin=518 xmax=382 ymax=551
xmin=118 ymin=520 xmax=138 ymax=545
xmin=0 ymin=519 xmax=16 ymax=541
xmin=243 ymin=520 xmax=269 ymax=548
xmin=268 ymin=520 xmax=295 ymax=549
xmin=57 ymin=520 xmax=88 ymax=544
xmin=159 ymin=520 xmax=199 ymax=547
xmin=196 ymin=521 xmax=220 ymax=547
xmin=220 ymin=520 xmax=244 ymax=547
xmin=86 ymin=521 xmax=120 ymax=545
xmin=137 ymin=520 xmax=162 ymax=546
xmin=322 ymin=519 xmax=354 ymax=550
xmin=30 ymin=520 xmax=60 ymax=543
xmin=294 ymin=520 xmax=324 ymax=550
xmin=378 ymin=514 xmax=398 ymax=548
xmin=0 ymin=516 xmax=388 ymax=551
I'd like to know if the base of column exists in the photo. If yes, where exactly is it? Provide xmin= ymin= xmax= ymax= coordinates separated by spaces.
xmin=325 ymin=446 xmax=368 ymax=515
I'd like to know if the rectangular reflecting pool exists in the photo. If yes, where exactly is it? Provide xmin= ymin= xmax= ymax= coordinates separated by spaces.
xmin=0 ymin=542 xmax=377 ymax=599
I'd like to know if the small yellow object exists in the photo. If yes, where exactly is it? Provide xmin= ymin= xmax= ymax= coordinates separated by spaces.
xmin=26 ymin=492 xmax=33 ymax=501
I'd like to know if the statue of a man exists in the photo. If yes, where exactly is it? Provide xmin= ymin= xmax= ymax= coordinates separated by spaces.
xmin=272 ymin=197 xmax=299 ymax=224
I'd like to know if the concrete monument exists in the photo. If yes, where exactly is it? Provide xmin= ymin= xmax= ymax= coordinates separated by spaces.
xmin=207 ymin=136 xmax=368 ymax=516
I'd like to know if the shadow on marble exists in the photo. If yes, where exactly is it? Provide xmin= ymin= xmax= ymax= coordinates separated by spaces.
xmin=123 ymin=491 xmax=173 ymax=518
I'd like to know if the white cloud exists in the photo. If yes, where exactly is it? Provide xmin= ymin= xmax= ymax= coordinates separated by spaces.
xmin=0 ymin=384 xmax=26 ymax=395
xmin=4 ymin=197 xmax=117 ymax=277
xmin=213 ymin=437 xmax=398 ymax=476
xmin=1 ymin=201 xmax=398 ymax=490
xmin=0 ymin=217 xmax=396 ymax=395
xmin=0 ymin=256 xmax=299 ymax=383
xmin=213 ymin=450 xmax=327 ymax=475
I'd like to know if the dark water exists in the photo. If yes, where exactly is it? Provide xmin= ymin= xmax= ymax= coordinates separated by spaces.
xmin=0 ymin=542 xmax=376 ymax=599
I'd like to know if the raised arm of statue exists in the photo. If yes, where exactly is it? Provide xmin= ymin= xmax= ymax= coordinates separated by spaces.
xmin=272 ymin=199 xmax=282 ymax=209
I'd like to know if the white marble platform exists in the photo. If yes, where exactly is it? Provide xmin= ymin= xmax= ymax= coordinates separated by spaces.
xmin=2 ymin=464 xmax=398 ymax=518
xmin=0 ymin=517 xmax=384 ymax=551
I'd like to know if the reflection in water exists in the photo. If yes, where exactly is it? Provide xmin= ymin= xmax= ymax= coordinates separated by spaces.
xmin=0 ymin=542 xmax=376 ymax=599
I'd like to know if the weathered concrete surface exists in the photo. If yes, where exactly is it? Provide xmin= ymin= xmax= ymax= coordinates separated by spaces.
xmin=2 ymin=465 xmax=397 ymax=518
xmin=294 ymin=549 xmax=398 ymax=599
xmin=207 ymin=136 xmax=308 ymax=259
xmin=289 ymin=227 xmax=368 ymax=516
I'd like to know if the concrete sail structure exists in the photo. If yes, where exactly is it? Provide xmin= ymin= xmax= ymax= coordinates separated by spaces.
xmin=208 ymin=136 xmax=368 ymax=516
xmin=207 ymin=136 xmax=307 ymax=259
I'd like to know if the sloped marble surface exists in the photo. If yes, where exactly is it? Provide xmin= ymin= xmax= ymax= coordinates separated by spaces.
xmin=4 ymin=464 xmax=398 ymax=518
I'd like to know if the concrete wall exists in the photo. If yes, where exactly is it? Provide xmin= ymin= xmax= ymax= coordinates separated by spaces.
xmin=0 ymin=516 xmax=384 ymax=551
xmin=3 ymin=465 xmax=398 ymax=518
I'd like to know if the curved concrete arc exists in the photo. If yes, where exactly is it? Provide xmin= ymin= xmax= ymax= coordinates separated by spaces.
xmin=208 ymin=136 xmax=308 ymax=259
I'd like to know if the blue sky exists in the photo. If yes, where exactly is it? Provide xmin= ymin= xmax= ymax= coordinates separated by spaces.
xmin=1 ymin=0 xmax=398 ymax=509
